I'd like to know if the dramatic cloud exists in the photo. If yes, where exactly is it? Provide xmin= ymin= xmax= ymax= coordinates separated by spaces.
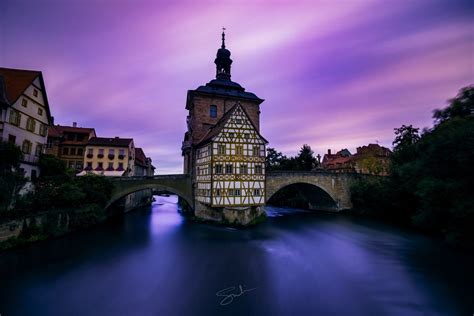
xmin=1 ymin=0 xmax=472 ymax=173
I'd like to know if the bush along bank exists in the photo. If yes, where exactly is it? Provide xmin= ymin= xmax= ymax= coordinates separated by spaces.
xmin=350 ymin=86 xmax=474 ymax=250
xmin=0 ymin=153 xmax=115 ymax=251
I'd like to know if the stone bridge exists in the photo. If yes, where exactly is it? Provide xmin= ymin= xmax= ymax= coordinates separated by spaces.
xmin=108 ymin=174 xmax=193 ymax=208
xmin=266 ymin=171 xmax=361 ymax=211
xmin=108 ymin=172 xmax=364 ymax=211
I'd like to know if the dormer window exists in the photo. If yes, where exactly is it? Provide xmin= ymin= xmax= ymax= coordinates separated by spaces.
xmin=33 ymin=89 xmax=38 ymax=97
xmin=21 ymin=99 xmax=27 ymax=107
xmin=210 ymin=105 xmax=217 ymax=118
xmin=38 ymin=108 xmax=43 ymax=115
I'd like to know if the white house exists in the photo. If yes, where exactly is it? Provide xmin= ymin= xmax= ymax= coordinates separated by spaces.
xmin=0 ymin=68 xmax=53 ymax=179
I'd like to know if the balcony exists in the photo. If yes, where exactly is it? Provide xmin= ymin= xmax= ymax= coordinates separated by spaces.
xmin=108 ymin=154 xmax=115 ymax=160
xmin=86 ymin=153 xmax=93 ymax=158
xmin=118 ymin=154 xmax=125 ymax=160
xmin=20 ymin=154 xmax=39 ymax=164
xmin=97 ymin=154 xmax=104 ymax=159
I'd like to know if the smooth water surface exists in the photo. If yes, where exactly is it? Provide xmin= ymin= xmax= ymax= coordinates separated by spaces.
xmin=1 ymin=195 xmax=473 ymax=316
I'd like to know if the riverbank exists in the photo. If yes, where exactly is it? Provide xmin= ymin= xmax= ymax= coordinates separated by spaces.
xmin=0 ymin=205 xmax=110 ymax=251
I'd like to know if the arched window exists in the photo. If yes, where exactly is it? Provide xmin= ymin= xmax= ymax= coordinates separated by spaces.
xmin=210 ymin=105 xmax=217 ymax=118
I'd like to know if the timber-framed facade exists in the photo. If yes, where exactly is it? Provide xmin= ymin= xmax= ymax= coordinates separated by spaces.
xmin=195 ymin=104 xmax=267 ymax=207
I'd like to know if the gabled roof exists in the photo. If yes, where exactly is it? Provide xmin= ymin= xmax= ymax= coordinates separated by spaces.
xmin=88 ymin=137 xmax=133 ymax=147
xmin=197 ymin=103 xmax=268 ymax=147
xmin=48 ymin=125 xmax=96 ymax=138
xmin=0 ymin=67 xmax=40 ymax=104
xmin=0 ymin=67 xmax=53 ymax=123
xmin=134 ymin=147 xmax=147 ymax=166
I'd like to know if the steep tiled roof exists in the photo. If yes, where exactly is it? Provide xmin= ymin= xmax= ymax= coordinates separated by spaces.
xmin=0 ymin=67 xmax=52 ymax=122
xmin=0 ymin=67 xmax=41 ymax=104
xmin=88 ymin=137 xmax=133 ymax=147
xmin=134 ymin=147 xmax=147 ymax=167
xmin=48 ymin=125 xmax=96 ymax=138
xmin=196 ymin=103 xmax=268 ymax=147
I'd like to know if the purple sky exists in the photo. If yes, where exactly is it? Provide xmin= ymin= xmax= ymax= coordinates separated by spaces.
xmin=1 ymin=0 xmax=473 ymax=173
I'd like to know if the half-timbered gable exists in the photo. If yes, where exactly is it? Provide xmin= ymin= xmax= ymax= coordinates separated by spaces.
xmin=195 ymin=103 xmax=267 ymax=207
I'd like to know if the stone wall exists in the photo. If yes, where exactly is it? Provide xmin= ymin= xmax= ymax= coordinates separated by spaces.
xmin=266 ymin=172 xmax=360 ymax=211
xmin=123 ymin=189 xmax=153 ymax=212
xmin=0 ymin=206 xmax=107 ymax=250
xmin=194 ymin=201 xmax=266 ymax=226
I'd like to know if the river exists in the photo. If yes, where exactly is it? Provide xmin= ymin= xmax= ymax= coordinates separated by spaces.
xmin=0 ymin=195 xmax=473 ymax=316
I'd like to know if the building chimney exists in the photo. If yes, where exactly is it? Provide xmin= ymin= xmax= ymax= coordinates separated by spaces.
xmin=73 ymin=122 xmax=77 ymax=127
xmin=51 ymin=116 xmax=55 ymax=125
xmin=328 ymin=149 xmax=331 ymax=155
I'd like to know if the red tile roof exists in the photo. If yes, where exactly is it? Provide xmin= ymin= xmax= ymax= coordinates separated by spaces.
xmin=0 ymin=67 xmax=41 ymax=104
xmin=0 ymin=67 xmax=52 ymax=122
xmin=48 ymin=125 xmax=96 ymax=138
xmin=88 ymin=137 xmax=133 ymax=147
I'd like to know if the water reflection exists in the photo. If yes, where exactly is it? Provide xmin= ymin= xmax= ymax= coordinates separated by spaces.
xmin=150 ymin=195 xmax=183 ymax=234
xmin=0 ymin=195 xmax=472 ymax=316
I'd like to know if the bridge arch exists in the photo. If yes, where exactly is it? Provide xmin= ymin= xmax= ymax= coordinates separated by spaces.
xmin=107 ymin=175 xmax=193 ymax=209
xmin=266 ymin=172 xmax=356 ymax=211
xmin=267 ymin=182 xmax=338 ymax=211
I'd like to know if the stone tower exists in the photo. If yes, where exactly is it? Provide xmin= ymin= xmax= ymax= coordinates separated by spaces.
xmin=181 ymin=30 xmax=264 ymax=174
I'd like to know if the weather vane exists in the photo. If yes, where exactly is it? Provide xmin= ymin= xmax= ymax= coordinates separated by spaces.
xmin=221 ymin=27 xmax=226 ymax=48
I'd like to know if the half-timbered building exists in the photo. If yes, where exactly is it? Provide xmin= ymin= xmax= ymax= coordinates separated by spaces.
xmin=195 ymin=103 xmax=267 ymax=208
xmin=182 ymin=30 xmax=268 ymax=224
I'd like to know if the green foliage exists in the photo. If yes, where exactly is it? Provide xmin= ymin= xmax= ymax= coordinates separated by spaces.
xmin=76 ymin=175 xmax=114 ymax=207
xmin=295 ymin=144 xmax=317 ymax=170
xmin=351 ymin=86 xmax=474 ymax=249
xmin=266 ymin=144 xmax=318 ymax=171
xmin=0 ymin=141 xmax=26 ymax=212
xmin=356 ymin=156 xmax=386 ymax=175
xmin=393 ymin=125 xmax=420 ymax=152
xmin=433 ymin=85 xmax=473 ymax=124
xmin=266 ymin=148 xmax=286 ymax=170
xmin=38 ymin=154 xmax=69 ymax=180
xmin=0 ymin=141 xmax=23 ymax=169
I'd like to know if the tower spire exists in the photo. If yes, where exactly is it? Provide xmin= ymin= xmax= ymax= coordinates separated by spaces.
xmin=221 ymin=27 xmax=226 ymax=48
xmin=214 ymin=28 xmax=232 ymax=80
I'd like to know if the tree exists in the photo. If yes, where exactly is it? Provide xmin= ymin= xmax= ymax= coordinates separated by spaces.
xmin=433 ymin=85 xmax=473 ymax=125
xmin=392 ymin=125 xmax=421 ymax=152
xmin=352 ymin=86 xmax=474 ymax=249
xmin=295 ymin=144 xmax=317 ymax=170
xmin=0 ymin=141 xmax=26 ymax=212
xmin=0 ymin=141 xmax=23 ymax=170
xmin=38 ymin=154 xmax=69 ymax=180
xmin=266 ymin=147 xmax=286 ymax=170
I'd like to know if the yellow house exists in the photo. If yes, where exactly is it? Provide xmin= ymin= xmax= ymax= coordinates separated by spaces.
xmin=79 ymin=137 xmax=135 ymax=176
